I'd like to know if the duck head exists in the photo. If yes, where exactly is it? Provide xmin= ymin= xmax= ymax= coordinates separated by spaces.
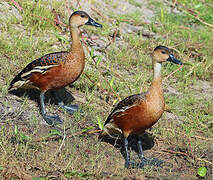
xmin=69 ymin=10 xmax=102 ymax=28
xmin=152 ymin=46 xmax=182 ymax=65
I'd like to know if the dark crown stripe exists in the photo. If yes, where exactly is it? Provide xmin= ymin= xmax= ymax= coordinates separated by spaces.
xmin=154 ymin=45 xmax=170 ymax=52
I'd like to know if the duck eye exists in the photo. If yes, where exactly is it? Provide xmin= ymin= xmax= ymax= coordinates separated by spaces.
xmin=81 ymin=15 xmax=85 ymax=18
xmin=161 ymin=51 xmax=166 ymax=54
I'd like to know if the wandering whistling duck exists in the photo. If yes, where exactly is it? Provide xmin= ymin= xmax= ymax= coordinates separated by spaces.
xmin=8 ymin=11 xmax=102 ymax=125
xmin=102 ymin=46 xmax=182 ymax=168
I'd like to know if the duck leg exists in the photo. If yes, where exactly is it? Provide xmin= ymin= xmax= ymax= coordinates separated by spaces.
xmin=137 ymin=136 xmax=164 ymax=168
xmin=40 ymin=92 xmax=63 ymax=125
xmin=124 ymin=137 xmax=131 ymax=168
xmin=124 ymin=137 xmax=142 ymax=169
xmin=53 ymin=90 xmax=79 ymax=114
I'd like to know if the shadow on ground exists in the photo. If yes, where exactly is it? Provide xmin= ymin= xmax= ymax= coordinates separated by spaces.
xmin=100 ymin=132 xmax=155 ymax=159
xmin=8 ymin=88 xmax=75 ymax=106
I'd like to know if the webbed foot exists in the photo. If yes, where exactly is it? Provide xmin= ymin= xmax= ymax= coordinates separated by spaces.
xmin=138 ymin=157 xmax=164 ymax=168
xmin=58 ymin=102 xmax=79 ymax=114
xmin=125 ymin=160 xmax=139 ymax=169
xmin=125 ymin=158 xmax=164 ymax=169
xmin=43 ymin=114 xmax=63 ymax=126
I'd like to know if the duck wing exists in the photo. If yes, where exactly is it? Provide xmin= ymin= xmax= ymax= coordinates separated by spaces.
xmin=9 ymin=51 xmax=68 ymax=90
xmin=104 ymin=93 xmax=145 ymax=125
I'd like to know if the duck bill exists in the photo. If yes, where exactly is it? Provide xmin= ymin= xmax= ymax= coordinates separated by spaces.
xmin=167 ymin=54 xmax=182 ymax=65
xmin=86 ymin=17 xmax=102 ymax=27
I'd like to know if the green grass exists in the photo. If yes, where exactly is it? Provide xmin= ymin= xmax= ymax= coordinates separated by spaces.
xmin=0 ymin=0 xmax=213 ymax=179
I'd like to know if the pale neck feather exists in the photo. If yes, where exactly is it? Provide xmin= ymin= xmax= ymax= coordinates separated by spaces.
xmin=153 ymin=62 xmax=162 ymax=78
xmin=146 ymin=62 xmax=164 ymax=109
xmin=148 ymin=62 xmax=163 ymax=93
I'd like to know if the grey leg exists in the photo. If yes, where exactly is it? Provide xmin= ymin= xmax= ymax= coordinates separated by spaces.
xmin=137 ymin=137 xmax=145 ymax=160
xmin=124 ymin=137 xmax=130 ymax=168
xmin=40 ymin=92 xmax=63 ymax=125
xmin=137 ymin=136 xmax=164 ymax=168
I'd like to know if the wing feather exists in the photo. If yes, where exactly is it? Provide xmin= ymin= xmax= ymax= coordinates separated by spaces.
xmin=104 ymin=93 xmax=145 ymax=126
xmin=9 ymin=51 xmax=68 ymax=90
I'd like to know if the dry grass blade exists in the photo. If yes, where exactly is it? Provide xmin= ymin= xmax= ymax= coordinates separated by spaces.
xmin=164 ymin=64 xmax=183 ymax=81
xmin=82 ymin=39 xmax=121 ymax=101
xmin=84 ymin=73 xmax=116 ymax=98
xmin=55 ymin=126 xmax=66 ymax=156
xmin=11 ymin=0 xmax=23 ymax=11
xmin=167 ymin=128 xmax=213 ymax=141
xmin=172 ymin=1 xmax=213 ymax=28
xmin=197 ymin=158 xmax=213 ymax=165
xmin=52 ymin=9 xmax=68 ymax=27
xmin=161 ymin=149 xmax=188 ymax=156
xmin=184 ymin=62 xmax=202 ymax=77
xmin=91 ymin=7 xmax=113 ymax=23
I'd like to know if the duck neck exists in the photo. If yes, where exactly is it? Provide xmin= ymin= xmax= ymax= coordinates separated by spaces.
xmin=69 ymin=26 xmax=84 ymax=54
xmin=149 ymin=62 xmax=163 ymax=93
xmin=153 ymin=62 xmax=162 ymax=79
xmin=145 ymin=63 xmax=165 ymax=122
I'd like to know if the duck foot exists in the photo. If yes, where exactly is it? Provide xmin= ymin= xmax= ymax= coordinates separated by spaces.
xmin=126 ymin=158 xmax=164 ymax=169
xmin=43 ymin=114 xmax=63 ymax=126
xmin=40 ymin=92 xmax=63 ymax=125
xmin=125 ymin=160 xmax=138 ymax=169
xmin=58 ymin=102 xmax=79 ymax=114
xmin=138 ymin=157 xmax=164 ymax=168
